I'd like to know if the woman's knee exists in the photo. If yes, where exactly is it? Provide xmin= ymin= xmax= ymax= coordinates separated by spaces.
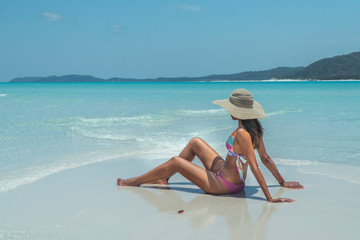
xmin=189 ymin=137 xmax=205 ymax=147
xmin=169 ymin=156 xmax=187 ymax=168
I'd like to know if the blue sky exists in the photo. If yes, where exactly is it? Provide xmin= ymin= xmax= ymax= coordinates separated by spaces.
xmin=1 ymin=0 xmax=359 ymax=81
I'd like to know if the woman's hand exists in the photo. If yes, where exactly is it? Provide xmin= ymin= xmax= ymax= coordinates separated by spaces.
xmin=268 ymin=198 xmax=295 ymax=203
xmin=281 ymin=181 xmax=304 ymax=189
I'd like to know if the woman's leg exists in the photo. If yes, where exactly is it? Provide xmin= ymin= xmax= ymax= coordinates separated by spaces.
xmin=178 ymin=137 xmax=224 ymax=172
xmin=146 ymin=137 xmax=224 ymax=185
xmin=117 ymin=156 xmax=228 ymax=194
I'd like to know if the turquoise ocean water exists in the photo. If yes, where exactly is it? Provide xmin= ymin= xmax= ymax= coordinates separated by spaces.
xmin=0 ymin=82 xmax=360 ymax=192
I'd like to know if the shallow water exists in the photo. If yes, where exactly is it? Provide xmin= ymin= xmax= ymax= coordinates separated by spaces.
xmin=0 ymin=81 xmax=359 ymax=191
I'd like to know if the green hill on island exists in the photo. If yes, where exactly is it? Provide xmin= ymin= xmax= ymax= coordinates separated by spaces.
xmin=288 ymin=51 xmax=360 ymax=80
xmin=9 ymin=51 xmax=360 ymax=82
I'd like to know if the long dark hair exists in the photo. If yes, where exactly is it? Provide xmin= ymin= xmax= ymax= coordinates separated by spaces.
xmin=242 ymin=119 xmax=263 ymax=149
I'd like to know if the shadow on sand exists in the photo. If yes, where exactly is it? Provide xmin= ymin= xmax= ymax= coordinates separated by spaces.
xmin=118 ymin=182 xmax=286 ymax=240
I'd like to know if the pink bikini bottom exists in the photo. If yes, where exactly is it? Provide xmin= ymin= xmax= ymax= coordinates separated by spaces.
xmin=217 ymin=171 xmax=245 ymax=194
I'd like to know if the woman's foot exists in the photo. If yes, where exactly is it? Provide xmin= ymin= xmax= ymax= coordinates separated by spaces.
xmin=145 ymin=178 xmax=169 ymax=185
xmin=117 ymin=178 xmax=140 ymax=186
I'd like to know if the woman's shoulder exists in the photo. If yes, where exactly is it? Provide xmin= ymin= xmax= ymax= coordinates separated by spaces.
xmin=235 ymin=128 xmax=251 ymax=140
xmin=235 ymin=127 xmax=249 ymax=135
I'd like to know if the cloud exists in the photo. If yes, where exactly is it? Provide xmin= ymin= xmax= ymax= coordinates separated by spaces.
xmin=110 ymin=24 xmax=123 ymax=33
xmin=42 ymin=12 xmax=61 ymax=22
xmin=179 ymin=4 xmax=201 ymax=12
xmin=109 ymin=24 xmax=127 ymax=35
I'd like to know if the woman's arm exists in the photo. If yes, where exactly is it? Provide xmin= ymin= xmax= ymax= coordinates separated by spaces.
xmin=236 ymin=129 xmax=294 ymax=202
xmin=257 ymin=138 xmax=303 ymax=189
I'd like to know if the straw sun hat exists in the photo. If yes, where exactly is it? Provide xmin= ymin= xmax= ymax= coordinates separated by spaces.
xmin=212 ymin=89 xmax=266 ymax=120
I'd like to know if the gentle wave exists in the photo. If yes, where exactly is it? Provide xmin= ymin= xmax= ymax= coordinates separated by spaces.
xmin=273 ymin=158 xmax=319 ymax=166
xmin=76 ymin=114 xmax=177 ymax=125
xmin=65 ymin=108 xmax=304 ymax=143
xmin=298 ymin=163 xmax=360 ymax=185
xmin=274 ymin=158 xmax=360 ymax=184
xmin=56 ymin=107 xmax=299 ymax=131
xmin=174 ymin=109 xmax=227 ymax=116
xmin=46 ymin=114 xmax=179 ymax=129
xmin=70 ymin=127 xmax=140 ymax=141
xmin=0 ymin=94 xmax=8 ymax=97
xmin=0 ymin=136 xmax=188 ymax=192
xmin=0 ymin=153 xmax=127 ymax=192
xmin=266 ymin=109 xmax=303 ymax=117
xmin=51 ymin=110 xmax=228 ymax=135
xmin=175 ymin=108 xmax=302 ymax=118
xmin=175 ymin=108 xmax=301 ymax=118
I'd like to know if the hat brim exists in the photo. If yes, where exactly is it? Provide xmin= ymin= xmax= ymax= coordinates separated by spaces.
xmin=212 ymin=99 xmax=266 ymax=119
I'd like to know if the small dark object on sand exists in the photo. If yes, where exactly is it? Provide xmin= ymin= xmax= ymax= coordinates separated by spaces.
xmin=178 ymin=210 xmax=184 ymax=214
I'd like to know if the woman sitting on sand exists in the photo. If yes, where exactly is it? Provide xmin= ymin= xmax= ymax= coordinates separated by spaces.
xmin=117 ymin=89 xmax=303 ymax=202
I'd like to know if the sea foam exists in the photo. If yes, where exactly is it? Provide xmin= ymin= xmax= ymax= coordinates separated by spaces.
xmin=298 ymin=163 xmax=360 ymax=185
xmin=266 ymin=109 xmax=303 ymax=117
xmin=273 ymin=158 xmax=319 ymax=166
xmin=274 ymin=158 xmax=360 ymax=185
xmin=76 ymin=114 xmax=177 ymax=125
xmin=174 ymin=109 xmax=227 ymax=116
xmin=0 ymin=153 xmax=128 ymax=192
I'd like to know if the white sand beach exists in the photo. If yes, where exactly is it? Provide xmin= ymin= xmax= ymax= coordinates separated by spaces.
xmin=0 ymin=157 xmax=359 ymax=240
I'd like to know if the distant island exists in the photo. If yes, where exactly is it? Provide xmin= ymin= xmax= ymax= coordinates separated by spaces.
xmin=9 ymin=51 xmax=360 ymax=83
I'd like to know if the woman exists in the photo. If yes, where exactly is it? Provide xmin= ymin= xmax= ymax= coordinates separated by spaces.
xmin=117 ymin=89 xmax=303 ymax=202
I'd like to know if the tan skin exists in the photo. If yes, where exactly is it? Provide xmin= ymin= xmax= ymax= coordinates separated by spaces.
xmin=117 ymin=116 xmax=304 ymax=202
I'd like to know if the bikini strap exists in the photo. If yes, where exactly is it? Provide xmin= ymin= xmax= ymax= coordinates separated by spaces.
xmin=236 ymin=156 xmax=245 ymax=181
